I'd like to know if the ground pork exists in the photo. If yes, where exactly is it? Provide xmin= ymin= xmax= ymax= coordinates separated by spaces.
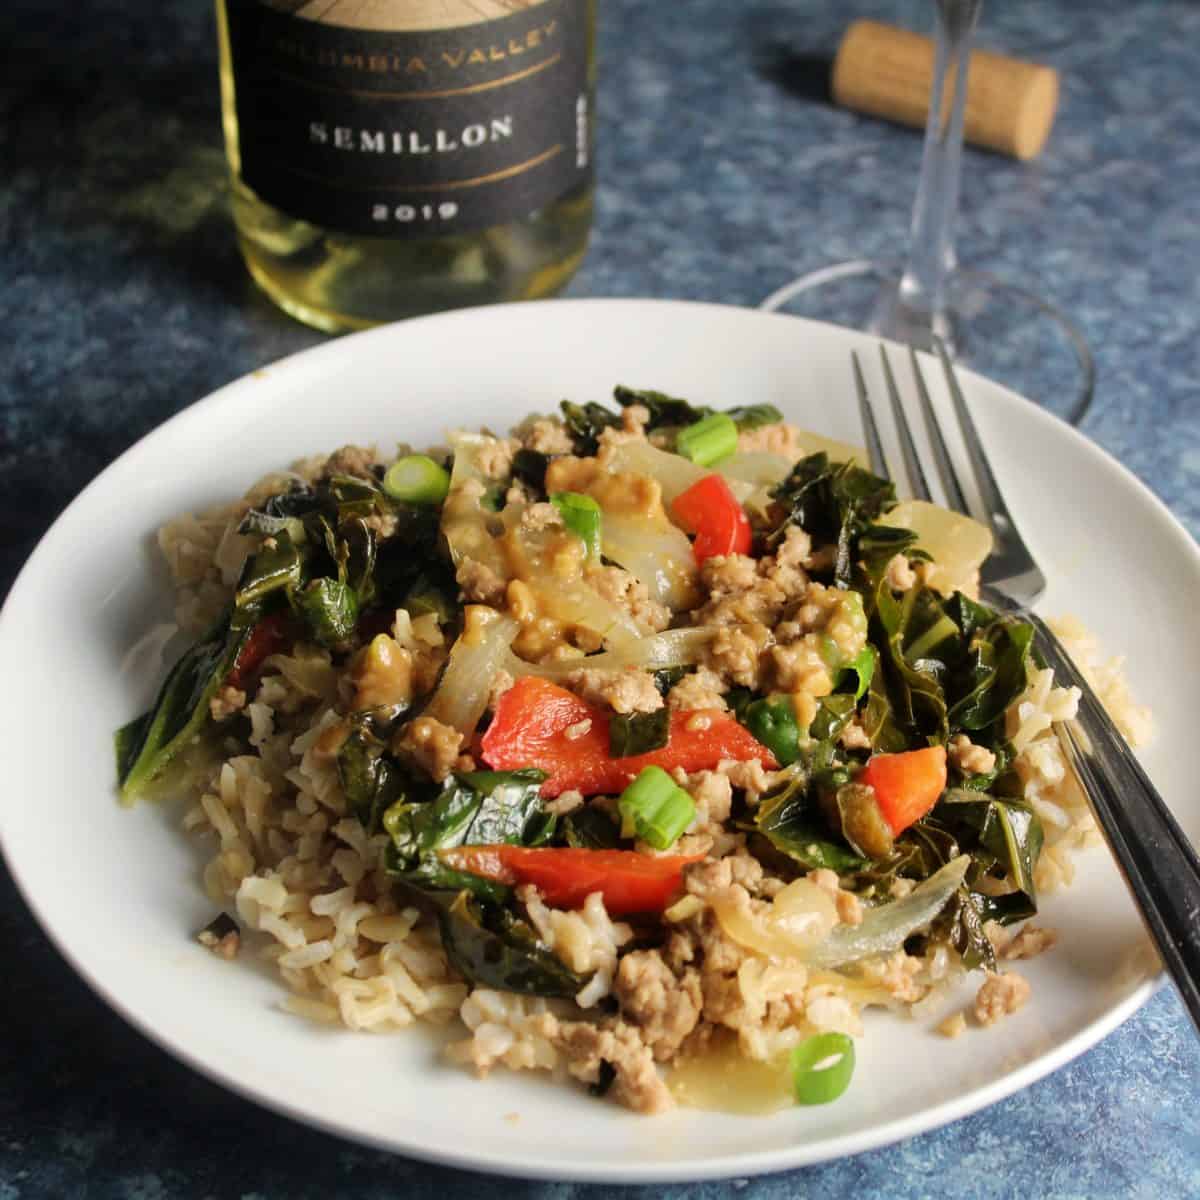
xmin=769 ymin=639 xmax=832 ymax=696
xmin=808 ymin=868 xmax=864 ymax=926
xmin=486 ymin=669 xmax=515 ymax=713
xmin=594 ymin=403 xmax=650 ymax=449
xmin=702 ymin=624 xmax=770 ymax=690
xmin=321 ymin=444 xmax=378 ymax=479
xmin=667 ymin=667 xmax=728 ymax=712
xmin=857 ymin=950 xmax=926 ymax=1003
xmin=973 ymin=971 xmax=1031 ymax=1025
xmin=209 ymin=684 xmax=247 ymax=722
xmin=537 ymin=1015 xmax=674 ymax=1113
xmin=676 ymin=770 xmax=734 ymax=831
xmin=949 ymin=733 xmax=998 ymax=776
xmin=614 ymin=950 xmax=703 ymax=1062
xmin=520 ymin=501 xmax=564 ymax=533
xmin=456 ymin=558 xmax=507 ymax=606
xmin=544 ymin=789 xmax=585 ymax=817
xmin=520 ymin=416 xmax=575 ymax=456
xmin=585 ymin=563 xmax=670 ymax=633
xmin=565 ymin=666 xmax=663 ymax=714
xmin=937 ymin=1011 xmax=968 ymax=1039
xmin=475 ymin=436 xmax=518 ymax=480
xmin=685 ymin=853 xmax=767 ymax=899
xmin=716 ymin=757 xmax=791 ymax=803
xmin=392 ymin=715 xmax=466 ymax=782
xmin=735 ymin=422 xmax=804 ymax=459
xmin=996 ymin=923 xmax=1059 ymax=961
xmin=885 ymin=553 xmax=918 ymax=592
xmin=196 ymin=919 xmax=240 ymax=960
xmin=838 ymin=719 xmax=871 ymax=750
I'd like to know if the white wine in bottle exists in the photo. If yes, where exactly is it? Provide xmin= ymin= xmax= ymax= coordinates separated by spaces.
xmin=215 ymin=0 xmax=595 ymax=332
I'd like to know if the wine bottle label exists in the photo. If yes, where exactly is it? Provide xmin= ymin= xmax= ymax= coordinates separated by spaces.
xmin=225 ymin=0 xmax=592 ymax=237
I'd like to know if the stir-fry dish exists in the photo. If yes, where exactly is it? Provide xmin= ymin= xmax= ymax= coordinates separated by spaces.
xmin=117 ymin=388 xmax=1150 ymax=1115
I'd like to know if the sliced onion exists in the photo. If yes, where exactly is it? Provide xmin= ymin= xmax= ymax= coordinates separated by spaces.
xmin=508 ymin=626 xmax=723 ymax=680
xmin=879 ymin=501 xmax=993 ymax=595
xmin=530 ymin=572 xmax=644 ymax=649
xmin=440 ymin=432 xmax=509 ymax=575
xmin=606 ymin=440 xmax=708 ymax=506
xmin=710 ymin=880 xmax=839 ymax=960
xmin=804 ymin=856 xmax=970 ymax=968
xmin=600 ymin=512 xmax=699 ymax=611
xmin=425 ymin=612 xmax=519 ymax=735
xmin=791 ymin=430 xmax=867 ymax=469
xmin=718 ymin=452 xmax=793 ymax=490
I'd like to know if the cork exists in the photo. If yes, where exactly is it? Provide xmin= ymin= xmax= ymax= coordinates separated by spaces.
xmin=831 ymin=19 xmax=1059 ymax=160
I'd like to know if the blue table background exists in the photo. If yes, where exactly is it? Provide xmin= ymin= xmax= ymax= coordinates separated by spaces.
xmin=2 ymin=0 xmax=1198 ymax=1195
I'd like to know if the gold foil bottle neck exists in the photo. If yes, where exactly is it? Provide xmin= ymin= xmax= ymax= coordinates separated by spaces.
xmin=831 ymin=19 xmax=1059 ymax=161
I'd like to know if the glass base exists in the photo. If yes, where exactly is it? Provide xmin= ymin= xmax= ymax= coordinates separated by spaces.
xmin=761 ymin=261 xmax=1095 ymax=426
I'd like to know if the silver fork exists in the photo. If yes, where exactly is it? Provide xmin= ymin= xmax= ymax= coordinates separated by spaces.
xmin=855 ymin=340 xmax=1200 ymax=1034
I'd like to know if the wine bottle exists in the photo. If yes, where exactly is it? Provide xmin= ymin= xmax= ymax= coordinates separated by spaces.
xmin=215 ymin=0 xmax=595 ymax=333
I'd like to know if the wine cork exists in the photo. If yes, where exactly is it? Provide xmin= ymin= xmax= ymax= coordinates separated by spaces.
xmin=831 ymin=19 xmax=1059 ymax=160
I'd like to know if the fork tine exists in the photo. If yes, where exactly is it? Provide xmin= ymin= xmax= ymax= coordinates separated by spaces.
xmin=852 ymin=351 xmax=891 ymax=480
xmin=879 ymin=346 xmax=933 ymax=502
xmin=908 ymin=346 xmax=971 ymax=515
xmin=930 ymin=337 xmax=1047 ymax=602
xmin=933 ymin=337 xmax=1016 ymax=537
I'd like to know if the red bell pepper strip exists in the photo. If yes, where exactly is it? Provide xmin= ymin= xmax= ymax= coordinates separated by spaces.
xmin=226 ymin=611 xmax=292 ymax=690
xmin=480 ymin=676 xmax=777 ymax=798
xmin=860 ymin=746 xmax=948 ymax=834
xmin=438 ymin=845 xmax=706 ymax=916
xmin=670 ymin=473 xmax=752 ymax=563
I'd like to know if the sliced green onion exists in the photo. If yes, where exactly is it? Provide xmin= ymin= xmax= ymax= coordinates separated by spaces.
xmin=836 ymin=646 xmax=876 ymax=702
xmin=790 ymin=1032 xmax=856 ymax=1105
xmin=676 ymin=412 xmax=738 ymax=467
xmin=551 ymin=491 xmax=602 ymax=559
xmin=742 ymin=697 xmax=801 ymax=765
xmin=383 ymin=454 xmax=451 ymax=505
xmin=617 ymin=765 xmax=695 ymax=850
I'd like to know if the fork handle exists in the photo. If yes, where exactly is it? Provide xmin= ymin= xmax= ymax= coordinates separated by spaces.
xmin=1025 ymin=611 xmax=1200 ymax=1031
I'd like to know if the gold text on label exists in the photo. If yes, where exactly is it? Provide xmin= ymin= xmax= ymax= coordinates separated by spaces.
xmin=269 ymin=21 xmax=560 ymax=82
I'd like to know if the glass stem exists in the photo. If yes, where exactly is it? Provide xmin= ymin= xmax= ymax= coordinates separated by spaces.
xmin=883 ymin=0 xmax=982 ymax=345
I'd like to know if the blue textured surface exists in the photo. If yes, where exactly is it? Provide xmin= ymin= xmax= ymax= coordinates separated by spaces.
xmin=2 ymin=0 xmax=1199 ymax=1195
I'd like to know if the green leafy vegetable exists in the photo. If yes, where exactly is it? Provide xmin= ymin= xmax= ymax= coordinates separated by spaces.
xmin=296 ymin=577 xmax=358 ymax=647
xmin=560 ymin=400 xmax=621 ymax=455
xmin=560 ymin=807 xmax=623 ymax=849
xmin=614 ymin=384 xmax=707 ymax=430
xmin=767 ymin=452 xmax=901 ymax=587
xmin=753 ymin=774 xmax=867 ymax=873
xmin=511 ymin=448 xmax=551 ymax=495
xmin=609 ymin=709 xmax=670 ymax=758
xmin=871 ymin=580 xmax=950 ymax=745
xmin=835 ymin=646 xmax=876 ymax=702
xmin=742 ymin=697 xmax=801 ymax=766
xmin=809 ymin=693 xmax=857 ymax=744
xmin=652 ymin=666 xmax=689 ymax=698
xmin=234 ymin=529 xmax=306 ymax=607
xmin=383 ymin=768 xmax=554 ymax=901
xmin=612 ymin=386 xmax=782 ymax=433
xmin=115 ymin=610 xmax=255 ymax=803
xmin=336 ymin=722 xmax=419 ymax=833
xmin=396 ymin=882 xmax=587 ymax=999
xmin=725 ymin=403 xmax=783 ymax=431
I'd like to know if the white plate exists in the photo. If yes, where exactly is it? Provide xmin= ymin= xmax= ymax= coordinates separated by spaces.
xmin=1 ymin=300 xmax=1195 ymax=1182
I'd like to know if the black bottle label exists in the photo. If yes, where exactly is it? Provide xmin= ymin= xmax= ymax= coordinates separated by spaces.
xmin=225 ymin=0 xmax=591 ymax=238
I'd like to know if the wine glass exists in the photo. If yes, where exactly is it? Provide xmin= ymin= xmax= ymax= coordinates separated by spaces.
xmin=762 ymin=0 xmax=1094 ymax=425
